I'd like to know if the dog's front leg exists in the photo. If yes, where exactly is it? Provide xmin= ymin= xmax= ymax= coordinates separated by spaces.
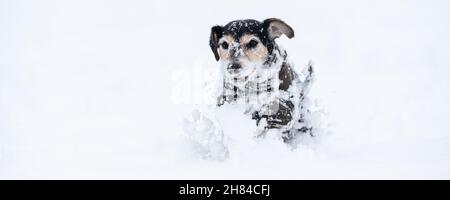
xmin=216 ymin=87 xmax=238 ymax=106
xmin=216 ymin=94 xmax=225 ymax=107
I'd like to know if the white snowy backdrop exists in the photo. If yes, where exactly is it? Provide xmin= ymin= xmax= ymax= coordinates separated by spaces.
xmin=1 ymin=0 xmax=449 ymax=179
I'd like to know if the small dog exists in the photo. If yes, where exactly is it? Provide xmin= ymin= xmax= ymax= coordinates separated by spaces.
xmin=209 ymin=18 xmax=314 ymax=142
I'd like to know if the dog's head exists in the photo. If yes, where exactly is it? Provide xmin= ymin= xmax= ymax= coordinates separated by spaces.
xmin=209 ymin=18 xmax=294 ymax=77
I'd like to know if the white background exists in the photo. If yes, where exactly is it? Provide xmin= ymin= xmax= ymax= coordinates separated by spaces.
xmin=1 ymin=0 xmax=449 ymax=179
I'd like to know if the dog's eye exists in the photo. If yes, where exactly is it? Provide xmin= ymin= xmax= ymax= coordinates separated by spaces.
xmin=221 ymin=42 xmax=229 ymax=49
xmin=246 ymin=39 xmax=258 ymax=49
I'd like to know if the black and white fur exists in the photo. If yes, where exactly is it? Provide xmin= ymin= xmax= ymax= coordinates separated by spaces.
xmin=210 ymin=18 xmax=314 ymax=142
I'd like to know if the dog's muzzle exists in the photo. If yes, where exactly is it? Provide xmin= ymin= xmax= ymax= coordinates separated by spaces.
xmin=226 ymin=62 xmax=242 ymax=74
xmin=227 ymin=63 xmax=241 ymax=70
xmin=227 ymin=44 xmax=243 ymax=70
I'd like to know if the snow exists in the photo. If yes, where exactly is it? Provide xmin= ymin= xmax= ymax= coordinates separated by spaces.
xmin=1 ymin=0 xmax=450 ymax=179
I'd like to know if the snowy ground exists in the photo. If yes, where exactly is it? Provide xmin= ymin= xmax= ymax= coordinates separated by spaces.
xmin=1 ymin=0 xmax=450 ymax=179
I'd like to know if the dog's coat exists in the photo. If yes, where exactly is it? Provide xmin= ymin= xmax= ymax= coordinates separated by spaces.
xmin=210 ymin=18 xmax=314 ymax=142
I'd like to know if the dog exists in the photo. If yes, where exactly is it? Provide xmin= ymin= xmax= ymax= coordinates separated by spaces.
xmin=209 ymin=18 xmax=314 ymax=142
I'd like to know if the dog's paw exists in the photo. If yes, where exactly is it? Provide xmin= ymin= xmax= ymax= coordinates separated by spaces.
xmin=182 ymin=109 xmax=229 ymax=160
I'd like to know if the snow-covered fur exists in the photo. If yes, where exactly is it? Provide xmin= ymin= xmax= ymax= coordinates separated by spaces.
xmin=217 ymin=44 xmax=314 ymax=142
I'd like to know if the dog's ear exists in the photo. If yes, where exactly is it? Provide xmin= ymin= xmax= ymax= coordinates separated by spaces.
xmin=209 ymin=25 xmax=223 ymax=61
xmin=263 ymin=18 xmax=294 ymax=40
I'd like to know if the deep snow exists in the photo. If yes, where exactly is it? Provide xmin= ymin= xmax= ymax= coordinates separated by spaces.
xmin=1 ymin=0 xmax=450 ymax=179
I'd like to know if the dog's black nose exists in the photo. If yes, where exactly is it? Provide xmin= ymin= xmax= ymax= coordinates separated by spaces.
xmin=229 ymin=63 xmax=241 ymax=70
